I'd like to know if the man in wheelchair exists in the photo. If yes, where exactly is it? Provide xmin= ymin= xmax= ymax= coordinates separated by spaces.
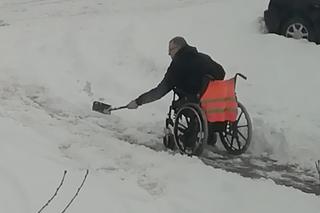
xmin=127 ymin=36 xmax=226 ymax=152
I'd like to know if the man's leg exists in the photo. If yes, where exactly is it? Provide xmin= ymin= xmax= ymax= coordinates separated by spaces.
xmin=207 ymin=124 xmax=218 ymax=146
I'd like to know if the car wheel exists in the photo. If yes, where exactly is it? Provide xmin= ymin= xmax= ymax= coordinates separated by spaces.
xmin=281 ymin=17 xmax=315 ymax=42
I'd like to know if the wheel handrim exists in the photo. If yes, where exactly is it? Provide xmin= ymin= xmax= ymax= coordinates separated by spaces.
xmin=286 ymin=23 xmax=309 ymax=39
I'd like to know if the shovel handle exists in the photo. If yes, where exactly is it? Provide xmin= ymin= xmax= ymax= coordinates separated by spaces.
xmin=110 ymin=105 xmax=128 ymax=111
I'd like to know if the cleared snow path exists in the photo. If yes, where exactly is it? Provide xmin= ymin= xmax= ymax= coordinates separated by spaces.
xmin=1 ymin=81 xmax=318 ymax=196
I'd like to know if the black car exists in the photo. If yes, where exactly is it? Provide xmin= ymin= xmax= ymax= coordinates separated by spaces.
xmin=264 ymin=0 xmax=320 ymax=43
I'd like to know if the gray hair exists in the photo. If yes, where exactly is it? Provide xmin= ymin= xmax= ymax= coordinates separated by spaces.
xmin=170 ymin=36 xmax=188 ymax=48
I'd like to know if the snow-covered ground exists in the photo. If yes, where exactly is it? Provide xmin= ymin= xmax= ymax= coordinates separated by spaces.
xmin=0 ymin=0 xmax=320 ymax=212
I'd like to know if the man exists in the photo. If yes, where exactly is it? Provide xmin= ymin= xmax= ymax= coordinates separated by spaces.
xmin=127 ymin=36 xmax=225 ymax=109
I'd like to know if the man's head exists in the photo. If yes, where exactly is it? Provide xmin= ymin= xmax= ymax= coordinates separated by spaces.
xmin=168 ymin=36 xmax=188 ymax=59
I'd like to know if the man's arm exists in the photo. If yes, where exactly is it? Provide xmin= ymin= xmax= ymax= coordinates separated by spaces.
xmin=134 ymin=71 xmax=174 ymax=106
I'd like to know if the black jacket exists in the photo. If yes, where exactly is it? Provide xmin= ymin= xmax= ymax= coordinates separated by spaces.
xmin=135 ymin=45 xmax=225 ymax=105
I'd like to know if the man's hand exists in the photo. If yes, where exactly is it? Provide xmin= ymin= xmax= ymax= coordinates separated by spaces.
xmin=127 ymin=100 xmax=138 ymax=109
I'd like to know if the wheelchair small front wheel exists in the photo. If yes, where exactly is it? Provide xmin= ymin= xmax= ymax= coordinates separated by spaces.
xmin=173 ymin=103 xmax=208 ymax=156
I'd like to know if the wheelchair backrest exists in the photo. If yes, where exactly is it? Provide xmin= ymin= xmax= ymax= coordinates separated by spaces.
xmin=200 ymin=78 xmax=238 ymax=122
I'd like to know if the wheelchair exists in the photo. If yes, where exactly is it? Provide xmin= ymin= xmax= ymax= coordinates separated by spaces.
xmin=163 ymin=73 xmax=252 ymax=156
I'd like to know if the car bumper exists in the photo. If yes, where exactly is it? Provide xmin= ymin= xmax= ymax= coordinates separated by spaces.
xmin=314 ymin=23 xmax=320 ymax=43
xmin=264 ymin=9 xmax=281 ymax=33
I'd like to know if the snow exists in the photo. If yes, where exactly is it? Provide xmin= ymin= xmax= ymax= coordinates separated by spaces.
xmin=0 ymin=0 xmax=319 ymax=212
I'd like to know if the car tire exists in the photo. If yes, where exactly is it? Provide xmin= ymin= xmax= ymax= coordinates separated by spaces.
xmin=281 ymin=17 xmax=316 ymax=42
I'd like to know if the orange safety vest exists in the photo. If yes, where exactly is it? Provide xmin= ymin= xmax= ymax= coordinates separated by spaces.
xmin=200 ymin=79 xmax=238 ymax=122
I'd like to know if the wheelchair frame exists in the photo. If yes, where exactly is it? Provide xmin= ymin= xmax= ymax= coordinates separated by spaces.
xmin=163 ymin=73 xmax=252 ymax=156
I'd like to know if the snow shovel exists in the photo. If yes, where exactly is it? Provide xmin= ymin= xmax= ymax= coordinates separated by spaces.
xmin=92 ymin=101 xmax=128 ymax=115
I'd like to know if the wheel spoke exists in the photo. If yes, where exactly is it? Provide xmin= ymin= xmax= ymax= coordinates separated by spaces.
xmin=237 ymin=129 xmax=247 ymax=141
xmin=287 ymin=31 xmax=294 ymax=37
xmin=237 ymin=111 xmax=243 ymax=123
xmin=289 ymin=26 xmax=294 ymax=32
xmin=224 ymin=133 xmax=231 ymax=144
xmin=237 ymin=124 xmax=248 ymax=128
xmin=187 ymin=117 xmax=191 ymax=125
xmin=181 ymin=114 xmax=189 ymax=125
xmin=301 ymin=32 xmax=308 ymax=38
xmin=299 ymin=24 xmax=305 ymax=32
xmin=178 ymin=122 xmax=187 ymax=130
xmin=224 ymin=133 xmax=236 ymax=150
xmin=177 ymin=126 xmax=186 ymax=133
xmin=230 ymin=134 xmax=235 ymax=149
xmin=236 ymin=138 xmax=242 ymax=149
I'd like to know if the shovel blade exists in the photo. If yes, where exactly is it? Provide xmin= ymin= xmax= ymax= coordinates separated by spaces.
xmin=92 ymin=101 xmax=112 ymax=114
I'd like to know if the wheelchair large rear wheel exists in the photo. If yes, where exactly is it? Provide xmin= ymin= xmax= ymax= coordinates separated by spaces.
xmin=173 ymin=103 xmax=208 ymax=156
xmin=219 ymin=102 xmax=252 ymax=155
